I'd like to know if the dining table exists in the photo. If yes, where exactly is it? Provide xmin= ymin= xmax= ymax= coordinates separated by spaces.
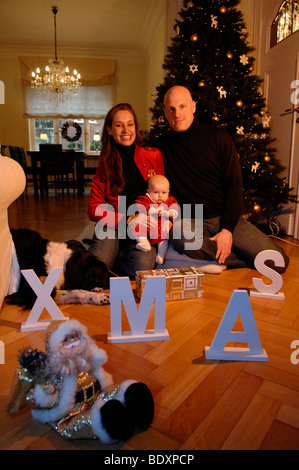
xmin=28 ymin=151 xmax=86 ymax=197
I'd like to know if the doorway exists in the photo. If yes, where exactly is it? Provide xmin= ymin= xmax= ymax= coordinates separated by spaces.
xmin=263 ymin=17 xmax=299 ymax=237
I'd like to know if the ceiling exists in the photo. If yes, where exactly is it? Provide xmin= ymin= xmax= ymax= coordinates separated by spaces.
xmin=0 ymin=0 xmax=165 ymax=55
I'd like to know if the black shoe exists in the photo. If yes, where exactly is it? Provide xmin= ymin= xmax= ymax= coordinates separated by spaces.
xmin=124 ymin=383 xmax=155 ymax=430
xmin=100 ymin=399 xmax=134 ymax=442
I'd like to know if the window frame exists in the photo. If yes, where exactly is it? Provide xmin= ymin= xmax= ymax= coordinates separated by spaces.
xmin=28 ymin=118 xmax=104 ymax=154
xmin=271 ymin=0 xmax=299 ymax=48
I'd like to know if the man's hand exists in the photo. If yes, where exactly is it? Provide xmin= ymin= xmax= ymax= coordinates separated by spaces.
xmin=210 ymin=229 xmax=232 ymax=264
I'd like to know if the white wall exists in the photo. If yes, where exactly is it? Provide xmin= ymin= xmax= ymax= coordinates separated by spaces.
xmin=0 ymin=51 xmax=28 ymax=150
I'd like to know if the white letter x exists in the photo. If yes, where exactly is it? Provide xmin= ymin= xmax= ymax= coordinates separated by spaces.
xmin=21 ymin=268 xmax=68 ymax=331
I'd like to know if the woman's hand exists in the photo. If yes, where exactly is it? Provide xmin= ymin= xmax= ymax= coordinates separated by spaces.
xmin=127 ymin=213 xmax=158 ymax=230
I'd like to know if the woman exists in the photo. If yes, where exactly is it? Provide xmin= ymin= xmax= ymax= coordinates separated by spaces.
xmin=87 ymin=103 xmax=164 ymax=278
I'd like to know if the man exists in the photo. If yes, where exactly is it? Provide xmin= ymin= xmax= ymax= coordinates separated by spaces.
xmin=155 ymin=85 xmax=289 ymax=272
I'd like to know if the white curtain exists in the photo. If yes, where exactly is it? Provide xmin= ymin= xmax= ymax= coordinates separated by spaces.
xmin=24 ymin=85 xmax=114 ymax=119
xmin=20 ymin=56 xmax=116 ymax=118
xmin=166 ymin=0 xmax=184 ymax=48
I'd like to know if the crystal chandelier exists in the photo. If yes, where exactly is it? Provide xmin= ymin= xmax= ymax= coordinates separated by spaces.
xmin=31 ymin=7 xmax=81 ymax=103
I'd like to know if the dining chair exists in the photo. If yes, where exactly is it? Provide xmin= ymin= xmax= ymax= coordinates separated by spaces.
xmin=39 ymin=145 xmax=75 ymax=196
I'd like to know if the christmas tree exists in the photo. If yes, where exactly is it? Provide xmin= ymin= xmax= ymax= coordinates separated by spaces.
xmin=148 ymin=0 xmax=297 ymax=233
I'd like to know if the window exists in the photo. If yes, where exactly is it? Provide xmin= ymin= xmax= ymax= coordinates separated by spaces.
xmin=271 ymin=0 xmax=299 ymax=47
xmin=29 ymin=118 xmax=105 ymax=153
xmin=26 ymin=84 xmax=113 ymax=153
xmin=34 ymin=119 xmax=55 ymax=148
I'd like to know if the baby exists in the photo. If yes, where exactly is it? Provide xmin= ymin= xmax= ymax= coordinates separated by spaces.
xmin=129 ymin=175 xmax=178 ymax=264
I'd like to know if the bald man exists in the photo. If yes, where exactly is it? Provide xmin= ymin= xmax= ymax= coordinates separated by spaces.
xmin=154 ymin=86 xmax=289 ymax=272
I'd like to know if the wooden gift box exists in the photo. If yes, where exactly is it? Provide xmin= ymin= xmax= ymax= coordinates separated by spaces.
xmin=136 ymin=267 xmax=204 ymax=301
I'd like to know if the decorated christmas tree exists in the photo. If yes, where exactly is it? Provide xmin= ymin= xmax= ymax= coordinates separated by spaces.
xmin=148 ymin=0 xmax=296 ymax=233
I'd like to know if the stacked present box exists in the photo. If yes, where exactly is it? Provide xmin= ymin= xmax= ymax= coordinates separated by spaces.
xmin=136 ymin=267 xmax=204 ymax=301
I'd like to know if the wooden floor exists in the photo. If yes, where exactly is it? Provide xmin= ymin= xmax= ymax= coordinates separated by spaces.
xmin=1 ymin=186 xmax=299 ymax=451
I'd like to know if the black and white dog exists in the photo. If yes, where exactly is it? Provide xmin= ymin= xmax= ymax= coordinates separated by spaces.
xmin=6 ymin=228 xmax=111 ymax=309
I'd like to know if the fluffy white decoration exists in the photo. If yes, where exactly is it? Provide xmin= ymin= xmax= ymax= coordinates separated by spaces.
xmin=117 ymin=380 xmax=137 ymax=404
xmin=88 ymin=342 xmax=108 ymax=366
xmin=32 ymin=375 xmax=77 ymax=423
xmin=33 ymin=384 xmax=58 ymax=408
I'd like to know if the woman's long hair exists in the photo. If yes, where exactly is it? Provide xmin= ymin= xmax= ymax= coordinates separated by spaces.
xmin=101 ymin=103 xmax=143 ymax=196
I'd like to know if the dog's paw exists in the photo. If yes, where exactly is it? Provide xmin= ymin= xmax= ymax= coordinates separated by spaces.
xmin=83 ymin=292 xmax=110 ymax=305
xmin=95 ymin=293 xmax=110 ymax=305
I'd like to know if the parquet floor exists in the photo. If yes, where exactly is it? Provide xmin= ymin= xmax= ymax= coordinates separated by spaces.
xmin=1 ymin=187 xmax=299 ymax=451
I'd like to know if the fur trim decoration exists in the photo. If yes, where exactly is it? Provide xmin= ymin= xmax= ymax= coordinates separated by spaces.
xmin=117 ymin=380 xmax=137 ymax=404
xmin=33 ymin=384 xmax=58 ymax=408
xmin=90 ymin=399 xmax=118 ymax=445
xmin=32 ymin=375 xmax=77 ymax=423
xmin=88 ymin=342 xmax=108 ymax=367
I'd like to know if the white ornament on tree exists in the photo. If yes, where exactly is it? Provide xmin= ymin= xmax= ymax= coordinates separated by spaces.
xmin=262 ymin=115 xmax=271 ymax=128
xmin=217 ymin=86 xmax=227 ymax=98
xmin=240 ymin=28 xmax=247 ymax=38
xmin=236 ymin=126 xmax=244 ymax=135
xmin=251 ymin=161 xmax=260 ymax=173
xmin=211 ymin=15 xmax=218 ymax=28
xmin=189 ymin=64 xmax=198 ymax=74
xmin=240 ymin=54 xmax=249 ymax=65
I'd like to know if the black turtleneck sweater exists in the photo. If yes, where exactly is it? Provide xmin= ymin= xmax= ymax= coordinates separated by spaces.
xmin=155 ymin=118 xmax=243 ymax=234
xmin=116 ymin=143 xmax=147 ymax=208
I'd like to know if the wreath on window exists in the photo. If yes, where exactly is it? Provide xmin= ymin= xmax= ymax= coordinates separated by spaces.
xmin=61 ymin=122 xmax=82 ymax=142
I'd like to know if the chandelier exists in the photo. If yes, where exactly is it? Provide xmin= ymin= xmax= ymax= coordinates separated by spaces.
xmin=31 ymin=7 xmax=81 ymax=103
